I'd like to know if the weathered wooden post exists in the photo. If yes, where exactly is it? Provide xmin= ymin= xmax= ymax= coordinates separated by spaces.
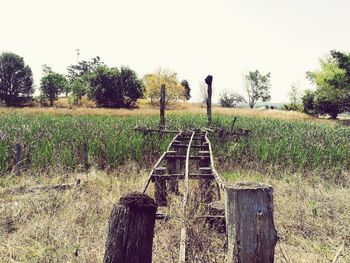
xmin=83 ymin=143 xmax=89 ymax=171
xmin=159 ymin=84 xmax=166 ymax=129
xmin=167 ymin=150 xmax=179 ymax=194
xmin=154 ymin=167 xmax=167 ymax=206
xmin=205 ymin=75 xmax=213 ymax=126
xmin=104 ymin=192 xmax=157 ymax=263
xmin=14 ymin=144 xmax=21 ymax=176
xmin=231 ymin=117 xmax=237 ymax=132
xmin=225 ymin=182 xmax=278 ymax=263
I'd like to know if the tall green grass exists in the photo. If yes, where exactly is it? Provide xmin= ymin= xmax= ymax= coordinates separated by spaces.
xmin=0 ymin=113 xmax=349 ymax=176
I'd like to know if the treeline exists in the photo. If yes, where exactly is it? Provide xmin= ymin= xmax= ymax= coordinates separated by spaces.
xmin=0 ymin=52 xmax=191 ymax=108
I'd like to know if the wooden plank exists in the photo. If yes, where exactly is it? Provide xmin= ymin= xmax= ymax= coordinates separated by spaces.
xmin=178 ymin=131 xmax=195 ymax=263
xmin=142 ymin=132 xmax=182 ymax=193
xmin=151 ymin=173 xmax=215 ymax=180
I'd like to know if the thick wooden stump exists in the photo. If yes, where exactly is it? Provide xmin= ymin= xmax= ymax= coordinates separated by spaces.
xmin=225 ymin=182 xmax=278 ymax=263
xmin=104 ymin=193 xmax=157 ymax=263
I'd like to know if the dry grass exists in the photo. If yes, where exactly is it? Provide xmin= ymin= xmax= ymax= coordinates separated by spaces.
xmin=0 ymin=102 xmax=335 ymax=125
xmin=1 ymin=164 xmax=349 ymax=262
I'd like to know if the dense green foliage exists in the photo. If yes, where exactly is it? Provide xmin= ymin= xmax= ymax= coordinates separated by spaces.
xmin=40 ymin=71 xmax=68 ymax=106
xmin=243 ymin=70 xmax=271 ymax=109
xmin=88 ymin=66 xmax=144 ymax=108
xmin=0 ymin=52 xmax=34 ymax=106
xmin=305 ymin=50 xmax=350 ymax=119
xmin=0 ymin=114 xmax=349 ymax=178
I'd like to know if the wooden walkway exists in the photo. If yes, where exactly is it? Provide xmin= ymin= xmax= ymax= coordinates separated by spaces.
xmin=141 ymin=129 xmax=226 ymax=262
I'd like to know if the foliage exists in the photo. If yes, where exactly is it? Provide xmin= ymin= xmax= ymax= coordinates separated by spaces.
xmin=67 ymin=56 xmax=104 ymax=83
xmin=0 ymin=52 xmax=34 ymax=106
xmin=143 ymin=68 xmax=185 ymax=105
xmin=219 ymin=90 xmax=246 ymax=107
xmin=181 ymin=79 xmax=191 ymax=100
xmin=1 ymin=113 xmax=350 ymax=177
xmin=243 ymin=70 xmax=271 ymax=109
xmin=284 ymin=83 xmax=302 ymax=111
xmin=88 ymin=66 xmax=143 ymax=108
xmin=301 ymin=89 xmax=316 ymax=115
xmin=70 ymin=77 xmax=91 ymax=105
xmin=306 ymin=50 xmax=350 ymax=119
xmin=40 ymin=69 xmax=68 ymax=106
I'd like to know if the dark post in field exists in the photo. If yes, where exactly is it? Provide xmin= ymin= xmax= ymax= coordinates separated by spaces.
xmin=104 ymin=192 xmax=157 ymax=263
xmin=14 ymin=143 xmax=21 ymax=176
xmin=154 ymin=167 xmax=167 ymax=206
xmin=83 ymin=143 xmax=89 ymax=171
xmin=205 ymin=75 xmax=213 ymax=126
xmin=225 ymin=182 xmax=278 ymax=263
xmin=159 ymin=84 xmax=166 ymax=129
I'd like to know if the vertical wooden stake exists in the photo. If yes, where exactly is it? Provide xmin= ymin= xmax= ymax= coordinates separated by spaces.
xmin=167 ymin=150 xmax=179 ymax=194
xmin=225 ymin=182 xmax=278 ymax=263
xmin=231 ymin=117 xmax=237 ymax=132
xmin=160 ymin=84 xmax=166 ymax=129
xmin=205 ymin=75 xmax=213 ymax=126
xmin=154 ymin=167 xmax=167 ymax=206
xmin=83 ymin=143 xmax=89 ymax=171
xmin=104 ymin=192 xmax=157 ymax=263
xmin=14 ymin=144 xmax=21 ymax=176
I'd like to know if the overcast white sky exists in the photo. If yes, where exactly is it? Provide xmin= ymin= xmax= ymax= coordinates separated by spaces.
xmin=1 ymin=0 xmax=350 ymax=102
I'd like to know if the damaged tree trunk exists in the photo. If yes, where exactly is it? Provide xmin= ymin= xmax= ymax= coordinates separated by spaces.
xmin=225 ymin=182 xmax=278 ymax=263
xmin=104 ymin=193 xmax=157 ymax=263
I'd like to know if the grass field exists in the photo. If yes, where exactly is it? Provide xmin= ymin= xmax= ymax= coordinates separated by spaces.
xmin=0 ymin=108 xmax=349 ymax=180
xmin=0 ymin=106 xmax=349 ymax=262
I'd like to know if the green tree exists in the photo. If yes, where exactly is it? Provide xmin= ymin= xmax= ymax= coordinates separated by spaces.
xmin=219 ymin=90 xmax=246 ymax=107
xmin=306 ymin=51 xmax=350 ymax=119
xmin=67 ymin=56 xmax=104 ymax=82
xmin=181 ymin=79 xmax=191 ymax=100
xmin=301 ymin=89 xmax=316 ymax=115
xmin=0 ymin=52 xmax=34 ymax=106
xmin=71 ymin=77 xmax=91 ymax=105
xmin=40 ymin=69 xmax=68 ymax=106
xmin=88 ymin=66 xmax=143 ymax=108
xmin=243 ymin=70 xmax=271 ymax=108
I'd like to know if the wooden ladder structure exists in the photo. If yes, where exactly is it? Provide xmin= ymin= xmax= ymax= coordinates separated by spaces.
xmin=140 ymin=129 xmax=226 ymax=262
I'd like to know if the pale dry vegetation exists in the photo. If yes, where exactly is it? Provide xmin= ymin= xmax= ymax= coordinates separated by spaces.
xmin=0 ymin=102 xmax=332 ymax=124
xmin=1 ymin=164 xmax=349 ymax=262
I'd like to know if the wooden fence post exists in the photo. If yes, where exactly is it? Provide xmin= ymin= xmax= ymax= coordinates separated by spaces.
xmin=154 ymin=167 xmax=167 ymax=206
xmin=225 ymin=182 xmax=278 ymax=263
xmin=160 ymin=84 xmax=166 ymax=129
xmin=14 ymin=144 xmax=21 ymax=176
xmin=205 ymin=75 xmax=213 ymax=126
xmin=83 ymin=143 xmax=89 ymax=171
xmin=104 ymin=192 xmax=157 ymax=263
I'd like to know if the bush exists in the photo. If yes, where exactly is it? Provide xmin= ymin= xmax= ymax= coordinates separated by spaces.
xmin=88 ymin=66 xmax=143 ymax=108
xmin=219 ymin=90 xmax=246 ymax=108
